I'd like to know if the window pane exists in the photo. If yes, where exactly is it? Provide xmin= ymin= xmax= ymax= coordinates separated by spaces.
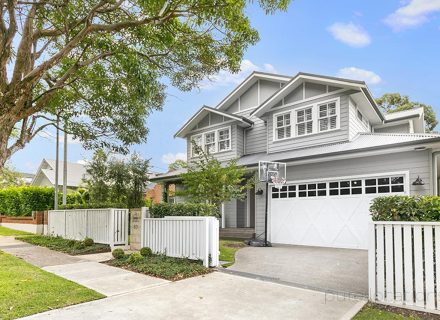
xmin=330 ymin=116 xmax=337 ymax=129
xmin=352 ymin=188 xmax=362 ymax=195
xmin=318 ymin=183 xmax=326 ymax=189
xmin=320 ymin=118 xmax=328 ymax=131
xmin=272 ymin=187 xmax=278 ymax=192
xmin=351 ymin=180 xmax=362 ymax=187
xmin=330 ymin=189 xmax=339 ymax=196
xmin=277 ymin=128 xmax=285 ymax=139
xmin=318 ymin=190 xmax=326 ymax=196
xmin=365 ymin=187 xmax=376 ymax=194
xmin=340 ymin=188 xmax=350 ymax=195
xmin=378 ymin=178 xmax=390 ymax=185
xmin=306 ymin=121 xmax=313 ymax=134
xmin=280 ymin=186 xmax=287 ymax=192
xmin=329 ymin=182 xmax=338 ymax=188
xmin=365 ymin=179 xmax=376 ymax=186
xmin=308 ymin=184 xmax=316 ymax=190
xmin=299 ymin=191 xmax=306 ymax=197
xmin=272 ymin=193 xmax=279 ymax=199
xmin=392 ymin=185 xmax=404 ymax=193
xmin=340 ymin=181 xmax=350 ymax=188
xmin=391 ymin=176 xmax=404 ymax=184
xmin=280 ymin=193 xmax=288 ymax=198
xmin=297 ymin=123 xmax=305 ymax=136
xmin=288 ymin=185 xmax=296 ymax=191
xmin=299 ymin=184 xmax=307 ymax=190
xmin=308 ymin=191 xmax=316 ymax=197
xmin=288 ymin=192 xmax=296 ymax=198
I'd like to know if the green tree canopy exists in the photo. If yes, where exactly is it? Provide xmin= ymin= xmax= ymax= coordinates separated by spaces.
xmin=0 ymin=0 xmax=290 ymax=168
xmin=376 ymin=93 xmax=438 ymax=132
xmin=168 ymin=159 xmax=187 ymax=171
xmin=179 ymin=145 xmax=253 ymax=211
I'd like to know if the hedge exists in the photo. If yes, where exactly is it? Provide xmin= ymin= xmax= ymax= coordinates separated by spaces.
xmin=58 ymin=202 xmax=127 ymax=210
xmin=370 ymin=196 xmax=440 ymax=221
xmin=0 ymin=186 xmax=54 ymax=216
xmin=150 ymin=203 xmax=218 ymax=218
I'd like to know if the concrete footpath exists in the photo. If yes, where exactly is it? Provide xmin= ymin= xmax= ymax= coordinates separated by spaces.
xmin=0 ymin=236 xmax=366 ymax=319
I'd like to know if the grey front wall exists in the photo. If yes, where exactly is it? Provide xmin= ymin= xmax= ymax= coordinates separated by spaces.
xmin=253 ymin=150 xmax=433 ymax=238
xmin=375 ymin=123 xmax=410 ymax=133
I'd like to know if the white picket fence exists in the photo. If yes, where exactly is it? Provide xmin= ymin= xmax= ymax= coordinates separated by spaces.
xmin=141 ymin=216 xmax=219 ymax=267
xmin=48 ymin=209 xmax=129 ymax=247
xmin=369 ymin=221 xmax=440 ymax=313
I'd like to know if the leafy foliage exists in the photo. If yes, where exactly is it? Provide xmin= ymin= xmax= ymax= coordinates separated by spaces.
xmin=0 ymin=165 xmax=25 ymax=188
xmin=0 ymin=0 xmax=290 ymax=167
xmin=84 ymin=150 xmax=149 ymax=208
xmin=58 ymin=202 xmax=127 ymax=210
xmin=140 ymin=247 xmax=153 ymax=257
xmin=370 ymin=196 xmax=440 ymax=221
xmin=150 ymin=203 xmax=218 ymax=218
xmin=108 ymin=253 xmax=211 ymax=281
xmin=112 ymin=249 xmax=125 ymax=259
xmin=178 ymin=144 xmax=253 ymax=210
xmin=0 ymin=186 xmax=54 ymax=216
xmin=376 ymin=93 xmax=438 ymax=132
xmin=17 ymin=235 xmax=110 ymax=255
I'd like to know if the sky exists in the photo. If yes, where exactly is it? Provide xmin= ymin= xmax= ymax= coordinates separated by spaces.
xmin=9 ymin=0 xmax=440 ymax=174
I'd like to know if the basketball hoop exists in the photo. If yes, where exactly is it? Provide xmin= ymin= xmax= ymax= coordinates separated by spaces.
xmin=271 ymin=175 xmax=286 ymax=190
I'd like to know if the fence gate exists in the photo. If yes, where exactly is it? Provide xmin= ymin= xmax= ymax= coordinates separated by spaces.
xmin=48 ymin=208 xmax=129 ymax=247
xmin=369 ymin=221 xmax=440 ymax=314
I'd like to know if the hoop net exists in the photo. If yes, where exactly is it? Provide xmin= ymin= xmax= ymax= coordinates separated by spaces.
xmin=271 ymin=175 xmax=286 ymax=190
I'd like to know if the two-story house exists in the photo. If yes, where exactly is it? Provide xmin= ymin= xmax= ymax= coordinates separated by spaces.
xmin=152 ymin=71 xmax=440 ymax=250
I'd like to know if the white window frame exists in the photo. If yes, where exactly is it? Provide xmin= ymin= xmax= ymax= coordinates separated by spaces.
xmin=190 ymin=126 xmax=232 ymax=157
xmin=295 ymin=106 xmax=314 ymax=136
xmin=217 ymin=127 xmax=232 ymax=152
xmin=317 ymin=100 xmax=339 ymax=133
xmin=272 ymin=97 xmax=340 ymax=141
xmin=274 ymin=112 xmax=292 ymax=140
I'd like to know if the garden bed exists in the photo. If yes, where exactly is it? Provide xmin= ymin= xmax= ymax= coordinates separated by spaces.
xmin=0 ymin=250 xmax=103 ymax=320
xmin=354 ymin=303 xmax=437 ymax=320
xmin=16 ymin=235 xmax=110 ymax=255
xmin=106 ymin=252 xmax=212 ymax=281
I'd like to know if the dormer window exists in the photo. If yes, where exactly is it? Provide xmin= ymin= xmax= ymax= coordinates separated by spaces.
xmin=275 ymin=113 xmax=291 ymax=139
xmin=318 ymin=102 xmax=337 ymax=132
xmin=190 ymin=126 xmax=232 ymax=157
xmin=296 ymin=107 xmax=313 ymax=136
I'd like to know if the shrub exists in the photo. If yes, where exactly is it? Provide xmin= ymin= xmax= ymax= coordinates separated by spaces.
xmin=0 ymin=186 xmax=54 ymax=216
xmin=150 ymin=203 xmax=218 ymax=218
xmin=370 ymin=196 xmax=440 ymax=221
xmin=128 ymin=252 xmax=144 ymax=263
xmin=112 ymin=248 xmax=125 ymax=259
xmin=83 ymin=237 xmax=94 ymax=247
xmin=140 ymin=247 xmax=153 ymax=257
xmin=58 ymin=202 xmax=127 ymax=210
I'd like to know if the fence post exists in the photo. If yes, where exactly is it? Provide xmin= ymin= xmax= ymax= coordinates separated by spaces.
xmin=109 ymin=209 xmax=115 ymax=249
xmin=368 ymin=222 xmax=376 ymax=301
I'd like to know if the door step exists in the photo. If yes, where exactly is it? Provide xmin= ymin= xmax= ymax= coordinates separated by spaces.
xmin=220 ymin=228 xmax=255 ymax=240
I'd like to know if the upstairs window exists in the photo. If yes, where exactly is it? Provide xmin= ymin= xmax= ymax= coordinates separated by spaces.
xmin=218 ymin=128 xmax=231 ymax=152
xmin=296 ymin=107 xmax=313 ymax=136
xmin=275 ymin=113 xmax=291 ymax=140
xmin=204 ymin=131 xmax=216 ymax=154
xmin=318 ymin=102 xmax=337 ymax=132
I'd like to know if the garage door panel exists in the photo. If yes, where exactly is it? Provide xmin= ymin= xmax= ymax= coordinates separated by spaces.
xmin=269 ymin=174 xmax=407 ymax=250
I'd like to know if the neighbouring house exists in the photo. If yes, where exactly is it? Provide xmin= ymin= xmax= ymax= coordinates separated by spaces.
xmin=31 ymin=159 xmax=88 ymax=189
xmin=145 ymin=183 xmax=162 ymax=204
xmin=18 ymin=172 xmax=35 ymax=185
xmin=151 ymin=71 xmax=440 ymax=250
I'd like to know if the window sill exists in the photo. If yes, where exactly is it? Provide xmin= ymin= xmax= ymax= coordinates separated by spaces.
xmin=272 ymin=128 xmax=342 ymax=143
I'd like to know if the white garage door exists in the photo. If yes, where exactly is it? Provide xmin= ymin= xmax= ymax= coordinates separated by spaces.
xmin=269 ymin=173 xmax=407 ymax=249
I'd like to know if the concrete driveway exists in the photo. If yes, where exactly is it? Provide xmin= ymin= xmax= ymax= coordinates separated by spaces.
xmin=22 ymin=272 xmax=365 ymax=320
xmin=228 ymin=245 xmax=368 ymax=296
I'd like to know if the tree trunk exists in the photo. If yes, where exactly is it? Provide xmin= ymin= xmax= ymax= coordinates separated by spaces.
xmin=0 ymin=120 xmax=16 ymax=169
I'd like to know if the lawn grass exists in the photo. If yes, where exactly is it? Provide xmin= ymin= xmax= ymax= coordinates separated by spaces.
xmin=107 ymin=253 xmax=212 ymax=281
xmin=0 ymin=226 xmax=33 ymax=236
xmin=0 ymin=250 xmax=104 ymax=320
xmin=219 ymin=238 xmax=246 ymax=267
xmin=353 ymin=303 xmax=433 ymax=320
xmin=16 ymin=235 xmax=110 ymax=255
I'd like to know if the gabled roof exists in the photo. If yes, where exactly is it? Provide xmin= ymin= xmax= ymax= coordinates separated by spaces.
xmin=384 ymin=107 xmax=424 ymax=122
xmin=174 ymin=106 xmax=253 ymax=138
xmin=215 ymin=71 xmax=292 ymax=111
xmin=250 ymin=72 xmax=384 ymax=121
xmin=31 ymin=159 xmax=88 ymax=187
xmin=237 ymin=132 xmax=440 ymax=166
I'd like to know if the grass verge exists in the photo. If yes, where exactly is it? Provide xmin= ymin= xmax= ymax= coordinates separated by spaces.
xmin=16 ymin=235 xmax=110 ymax=255
xmin=353 ymin=303 xmax=437 ymax=320
xmin=0 ymin=226 xmax=33 ymax=236
xmin=0 ymin=250 xmax=104 ymax=320
xmin=219 ymin=239 xmax=246 ymax=267
xmin=106 ymin=253 xmax=212 ymax=281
